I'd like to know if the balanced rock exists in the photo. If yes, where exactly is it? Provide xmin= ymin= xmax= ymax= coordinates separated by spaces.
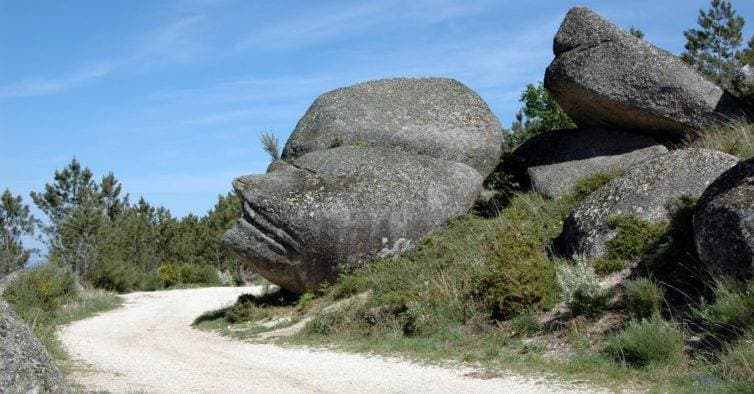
xmin=1 ymin=300 xmax=68 ymax=392
xmin=223 ymin=147 xmax=482 ymax=293
xmin=694 ymin=158 xmax=754 ymax=280
xmin=561 ymin=149 xmax=739 ymax=259
xmin=510 ymin=128 xmax=667 ymax=199
xmin=282 ymin=78 xmax=503 ymax=177
xmin=545 ymin=7 xmax=747 ymax=138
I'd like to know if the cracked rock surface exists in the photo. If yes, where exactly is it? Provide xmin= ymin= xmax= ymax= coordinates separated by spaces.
xmin=545 ymin=7 xmax=748 ymax=138
xmin=560 ymin=149 xmax=739 ymax=259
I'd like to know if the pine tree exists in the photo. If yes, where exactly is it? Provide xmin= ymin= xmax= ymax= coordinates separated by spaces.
xmin=740 ymin=35 xmax=754 ymax=65
xmin=0 ymin=189 xmax=39 ymax=276
xmin=681 ymin=0 xmax=745 ymax=85
xmin=30 ymin=157 xmax=127 ymax=277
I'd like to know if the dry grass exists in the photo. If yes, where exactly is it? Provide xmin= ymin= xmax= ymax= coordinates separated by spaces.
xmin=691 ymin=121 xmax=754 ymax=159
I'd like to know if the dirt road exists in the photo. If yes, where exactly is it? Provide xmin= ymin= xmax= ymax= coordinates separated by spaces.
xmin=59 ymin=287 xmax=594 ymax=393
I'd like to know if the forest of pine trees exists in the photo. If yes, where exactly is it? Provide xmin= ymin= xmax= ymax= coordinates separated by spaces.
xmin=1 ymin=157 xmax=252 ymax=292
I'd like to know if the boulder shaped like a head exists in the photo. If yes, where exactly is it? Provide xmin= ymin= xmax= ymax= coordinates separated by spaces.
xmin=222 ymin=78 xmax=503 ymax=293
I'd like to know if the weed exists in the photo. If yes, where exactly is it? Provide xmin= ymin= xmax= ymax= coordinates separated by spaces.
xmin=694 ymin=281 xmax=754 ymax=343
xmin=624 ymin=278 xmax=665 ymax=319
xmin=298 ymin=291 xmax=315 ymax=312
xmin=604 ymin=215 xmax=665 ymax=262
xmin=692 ymin=121 xmax=754 ymax=160
xmin=715 ymin=334 xmax=754 ymax=382
xmin=509 ymin=310 xmax=539 ymax=336
xmin=556 ymin=259 xmax=610 ymax=317
xmin=603 ymin=315 xmax=685 ymax=367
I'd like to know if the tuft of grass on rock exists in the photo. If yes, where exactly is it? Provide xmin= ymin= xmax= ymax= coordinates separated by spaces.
xmin=692 ymin=121 xmax=754 ymax=160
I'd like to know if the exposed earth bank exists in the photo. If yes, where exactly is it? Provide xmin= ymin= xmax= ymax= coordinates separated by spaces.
xmin=58 ymin=287 xmax=597 ymax=393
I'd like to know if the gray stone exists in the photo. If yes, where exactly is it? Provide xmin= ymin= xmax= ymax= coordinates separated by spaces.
xmin=364 ymin=305 xmax=391 ymax=326
xmin=561 ymin=149 xmax=739 ymax=259
xmin=510 ymin=128 xmax=667 ymax=199
xmin=545 ymin=7 xmax=747 ymax=138
xmin=694 ymin=157 xmax=754 ymax=280
xmin=282 ymin=78 xmax=503 ymax=177
xmin=1 ymin=300 xmax=68 ymax=393
xmin=222 ymin=147 xmax=482 ymax=293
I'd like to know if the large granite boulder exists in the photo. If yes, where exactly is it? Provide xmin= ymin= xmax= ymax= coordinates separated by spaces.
xmin=223 ymin=147 xmax=482 ymax=293
xmin=1 ymin=300 xmax=67 ymax=392
xmin=545 ymin=7 xmax=747 ymax=138
xmin=694 ymin=158 xmax=754 ymax=280
xmin=282 ymin=78 xmax=503 ymax=177
xmin=560 ymin=149 xmax=739 ymax=259
xmin=510 ymin=128 xmax=667 ymax=199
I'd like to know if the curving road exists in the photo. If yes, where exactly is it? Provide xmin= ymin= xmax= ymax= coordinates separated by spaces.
xmin=59 ymin=287 xmax=595 ymax=393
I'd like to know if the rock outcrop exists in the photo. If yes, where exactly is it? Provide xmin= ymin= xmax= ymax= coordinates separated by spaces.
xmin=282 ymin=78 xmax=503 ymax=177
xmin=560 ymin=149 xmax=739 ymax=259
xmin=510 ymin=128 xmax=667 ymax=199
xmin=1 ymin=300 xmax=68 ymax=392
xmin=545 ymin=7 xmax=747 ymax=138
xmin=694 ymin=158 xmax=754 ymax=280
xmin=223 ymin=147 xmax=483 ymax=293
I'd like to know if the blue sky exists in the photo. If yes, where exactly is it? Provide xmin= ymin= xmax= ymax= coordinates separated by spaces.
xmin=2 ymin=0 xmax=753 ymax=219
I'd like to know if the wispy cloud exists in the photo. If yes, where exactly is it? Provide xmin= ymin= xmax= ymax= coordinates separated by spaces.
xmin=235 ymin=0 xmax=493 ymax=51
xmin=0 ymin=15 xmax=206 ymax=100
xmin=0 ymin=63 xmax=114 ymax=99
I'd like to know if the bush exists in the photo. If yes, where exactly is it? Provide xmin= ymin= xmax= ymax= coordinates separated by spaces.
xmin=556 ymin=259 xmax=610 ymax=317
xmin=624 ymin=278 xmax=665 ymax=318
xmin=157 ymin=264 xmax=182 ymax=287
xmin=694 ymin=281 xmax=754 ymax=342
xmin=4 ymin=263 xmax=77 ymax=314
xmin=603 ymin=315 xmax=685 ymax=367
xmin=297 ymin=292 xmax=315 ymax=312
xmin=89 ymin=259 xmax=142 ymax=293
xmin=604 ymin=215 xmax=664 ymax=261
xmin=180 ymin=264 xmax=220 ymax=285
xmin=509 ymin=310 xmax=539 ymax=336
xmin=472 ymin=256 xmax=556 ymax=320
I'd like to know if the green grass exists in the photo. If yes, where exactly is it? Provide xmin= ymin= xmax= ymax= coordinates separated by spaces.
xmin=691 ymin=121 xmax=754 ymax=159
xmin=603 ymin=315 xmax=685 ymax=368
xmin=2 ymin=264 xmax=122 ymax=364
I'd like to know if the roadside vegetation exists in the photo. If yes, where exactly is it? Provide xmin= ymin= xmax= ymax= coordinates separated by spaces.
xmin=2 ymin=263 xmax=122 ymax=366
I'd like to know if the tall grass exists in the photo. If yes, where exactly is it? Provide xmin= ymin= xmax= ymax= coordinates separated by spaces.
xmin=692 ymin=121 xmax=754 ymax=159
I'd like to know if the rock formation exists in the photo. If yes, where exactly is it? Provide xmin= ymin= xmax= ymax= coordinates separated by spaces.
xmin=694 ymin=157 xmax=754 ymax=280
xmin=224 ymin=78 xmax=502 ymax=292
xmin=1 ymin=300 xmax=68 ymax=392
xmin=560 ymin=149 xmax=739 ymax=259
xmin=545 ymin=7 xmax=747 ymax=138
xmin=510 ymin=128 xmax=667 ymax=199
xmin=282 ymin=77 xmax=502 ymax=177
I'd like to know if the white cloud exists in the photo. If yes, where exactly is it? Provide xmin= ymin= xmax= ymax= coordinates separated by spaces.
xmin=0 ymin=63 xmax=114 ymax=99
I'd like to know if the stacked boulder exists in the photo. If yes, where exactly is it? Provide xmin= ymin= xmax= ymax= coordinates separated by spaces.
xmin=223 ymin=78 xmax=502 ymax=293
xmin=509 ymin=7 xmax=750 ymax=264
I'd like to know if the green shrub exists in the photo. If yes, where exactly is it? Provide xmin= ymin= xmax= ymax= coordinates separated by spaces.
xmin=180 ymin=264 xmax=220 ymax=285
xmin=472 ymin=256 xmax=556 ymax=320
xmin=509 ymin=310 xmax=539 ymax=336
xmin=591 ymin=257 xmax=628 ymax=276
xmin=694 ymin=281 xmax=754 ymax=341
xmin=556 ymin=259 xmax=610 ymax=317
xmin=624 ymin=278 xmax=665 ymax=318
xmin=604 ymin=215 xmax=665 ymax=261
xmin=140 ymin=271 xmax=161 ymax=291
xmin=157 ymin=263 xmax=182 ymax=287
xmin=297 ymin=292 xmax=315 ymax=312
xmin=306 ymin=312 xmax=336 ymax=335
xmin=4 ymin=263 xmax=77 ymax=314
xmin=603 ymin=315 xmax=685 ymax=367
xmin=89 ymin=260 xmax=142 ymax=293
xmin=716 ymin=334 xmax=754 ymax=382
